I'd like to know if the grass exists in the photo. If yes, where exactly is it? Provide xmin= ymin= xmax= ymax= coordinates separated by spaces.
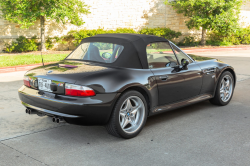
xmin=0 ymin=54 xmax=68 ymax=67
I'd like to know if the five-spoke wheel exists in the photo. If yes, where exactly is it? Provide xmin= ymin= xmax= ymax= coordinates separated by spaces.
xmin=220 ymin=75 xmax=233 ymax=102
xmin=210 ymin=71 xmax=235 ymax=106
xmin=119 ymin=96 xmax=145 ymax=134
xmin=106 ymin=90 xmax=147 ymax=139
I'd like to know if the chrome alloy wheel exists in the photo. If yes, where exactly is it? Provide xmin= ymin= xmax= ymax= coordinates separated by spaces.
xmin=220 ymin=75 xmax=233 ymax=102
xmin=119 ymin=96 xmax=145 ymax=134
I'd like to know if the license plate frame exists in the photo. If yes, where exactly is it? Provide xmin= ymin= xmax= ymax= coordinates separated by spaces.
xmin=38 ymin=78 xmax=52 ymax=92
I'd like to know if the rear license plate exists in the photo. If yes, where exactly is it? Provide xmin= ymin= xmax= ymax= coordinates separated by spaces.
xmin=38 ymin=78 xmax=52 ymax=92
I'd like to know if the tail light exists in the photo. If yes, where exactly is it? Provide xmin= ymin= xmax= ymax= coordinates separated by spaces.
xmin=65 ymin=83 xmax=96 ymax=97
xmin=23 ymin=76 xmax=31 ymax=87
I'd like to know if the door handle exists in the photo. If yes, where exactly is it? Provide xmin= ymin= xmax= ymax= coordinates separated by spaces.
xmin=159 ymin=76 xmax=168 ymax=81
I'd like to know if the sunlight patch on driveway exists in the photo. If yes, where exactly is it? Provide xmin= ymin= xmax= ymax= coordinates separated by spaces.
xmin=0 ymin=71 xmax=27 ymax=82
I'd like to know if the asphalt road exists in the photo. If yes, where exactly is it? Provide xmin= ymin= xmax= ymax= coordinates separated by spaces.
xmin=0 ymin=50 xmax=250 ymax=166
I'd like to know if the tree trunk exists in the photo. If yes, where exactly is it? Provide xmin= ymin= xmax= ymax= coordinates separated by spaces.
xmin=201 ymin=27 xmax=206 ymax=46
xmin=40 ymin=16 xmax=46 ymax=52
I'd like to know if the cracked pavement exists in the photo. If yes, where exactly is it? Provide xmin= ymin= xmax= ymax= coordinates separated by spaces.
xmin=0 ymin=50 xmax=250 ymax=166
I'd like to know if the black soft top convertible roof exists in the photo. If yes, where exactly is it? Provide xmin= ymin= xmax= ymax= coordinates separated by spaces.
xmin=80 ymin=34 xmax=169 ymax=69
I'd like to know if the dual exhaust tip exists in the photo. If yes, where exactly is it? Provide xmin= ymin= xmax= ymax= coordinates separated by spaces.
xmin=26 ymin=108 xmax=64 ymax=124
xmin=26 ymin=108 xmax=37 ymax=115
xmin=52 ymin=117 xmax=65 ymax=124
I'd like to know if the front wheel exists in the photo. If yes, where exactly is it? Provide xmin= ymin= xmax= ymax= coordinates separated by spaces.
xmin=210 ymin=71 xmax=235 ymax=106
xmin=105 ymin=90 xmax=148 ymax=139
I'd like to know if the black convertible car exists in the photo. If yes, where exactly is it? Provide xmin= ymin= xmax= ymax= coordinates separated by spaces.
xmin=18 ymin=34 xmax=235 ymax=138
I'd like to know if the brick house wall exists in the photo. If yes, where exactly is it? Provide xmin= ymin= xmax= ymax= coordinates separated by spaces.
xmin=0 ymin=0 xmax=250 ymax=52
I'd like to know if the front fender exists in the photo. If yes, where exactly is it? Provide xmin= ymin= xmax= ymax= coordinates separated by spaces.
xmin=213 ymin=65 xmax=236 ymax=96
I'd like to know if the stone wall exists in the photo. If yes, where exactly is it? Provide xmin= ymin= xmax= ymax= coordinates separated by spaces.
xmin=240 ymin=1 xmax=250 ymax=27
xmin=0 ymin=0 xmax=250 ymax=52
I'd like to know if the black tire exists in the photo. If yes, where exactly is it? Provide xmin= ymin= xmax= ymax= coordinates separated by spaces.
xmin=209 ymin=71 xmax=235 ymax=106
xmin=105 ymin=90 xmax=148 ymax=139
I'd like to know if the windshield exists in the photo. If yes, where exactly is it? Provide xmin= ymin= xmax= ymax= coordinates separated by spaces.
xmin=66 ymin=42 xmax=124 ymax=63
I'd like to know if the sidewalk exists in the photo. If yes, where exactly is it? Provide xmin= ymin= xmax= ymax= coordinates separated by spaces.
xmin=181 ymin=46 xmax=250 ymax=53
xmin=0 ymin=64 xmax=43 ymax=73
xmin=0 ymin=63 xmax=52 ymax=73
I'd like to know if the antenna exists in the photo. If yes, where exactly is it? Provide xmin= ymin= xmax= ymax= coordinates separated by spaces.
xmin=40 ymin=9 xmax=45 ymax=67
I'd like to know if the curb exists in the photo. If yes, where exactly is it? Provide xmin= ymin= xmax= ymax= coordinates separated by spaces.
xmin=0 ymin=63 xmax=51 ymax=73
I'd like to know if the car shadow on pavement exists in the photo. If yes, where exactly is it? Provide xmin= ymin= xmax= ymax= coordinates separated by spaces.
xmin=145 ymin=100 xmax=214 ymax=127
xmin=35 ymin=100 xmax=216 ymax=143
xmin=0 ymin=79 xmax=220 ymax=143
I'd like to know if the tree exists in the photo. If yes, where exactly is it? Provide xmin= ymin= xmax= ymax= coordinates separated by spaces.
xmin=166 ymin=0 xmax=243 ymax=45
xmin=0 ymin=0 xmax=90 ymax=51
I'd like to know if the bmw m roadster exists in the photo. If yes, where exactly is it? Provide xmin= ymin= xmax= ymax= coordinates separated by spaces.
xmin=18 ymin=34 xmax=236 ymax=138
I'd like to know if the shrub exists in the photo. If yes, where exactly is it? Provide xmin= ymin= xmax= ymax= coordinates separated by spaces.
xmin=45 ymin=37 xmax=54 ymax=50
xmin=4 ymin=36 xmax=58 ymax=53
xmin=207 ymin=27 xmax=250 ymax=46
xmin=4 ymin=36 xmax=38 ymax=53
xmin=139 ymin=27 xmax=182 ymax=40
xmin=235 ymin=27 xmax=250 ymax=44
xmin=4 ymin=42 xmax=17 ymax=53
xmin=3 ymin=28 xmax=182 ymax=52
xmin=114 ymin=28 xmax=138 ymax=34
xmin=178 ymin=36 xmax=199 ymax=46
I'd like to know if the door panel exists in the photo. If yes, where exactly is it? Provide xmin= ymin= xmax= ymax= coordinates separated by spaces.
xmin=147 ymin=41 xmax=185 ymax=106
xmin=147 ymin=42 xmax=203 ymax=106
xmin=170 ymin=42 xmax=203 ymax=100
xmin=177 ymin=63 xmax=203 ymax=100
xmin=151 ymin=68 xmax=185 ymax=105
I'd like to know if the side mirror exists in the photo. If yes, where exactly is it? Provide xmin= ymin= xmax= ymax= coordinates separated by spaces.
xmin=181 ymin=59 xmax=189 ymax=70
xmin=102 ymin=52 xmax=112 ymax=60
xmin=166 ymin=61 xmax=177 ymax=67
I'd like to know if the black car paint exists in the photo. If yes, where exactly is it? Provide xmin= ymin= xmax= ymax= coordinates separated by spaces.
xmin=18 ymin=57 xmax=235 ymax=125
xmin=18 ymin=34 xmax=236 ymax=126
xmin=19 ymin=85 xmax=120 ymax=125
xmin=151 ymin=62 xmax=203 ymax=105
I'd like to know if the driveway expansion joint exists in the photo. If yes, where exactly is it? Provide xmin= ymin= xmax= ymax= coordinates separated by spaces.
xmin=236 ymin=74 xmax=250 ymax=82
xmin=0 ymin=142 xmax=50 ymax=166
xmin=0 ymin=124 xmax=67 ymax=142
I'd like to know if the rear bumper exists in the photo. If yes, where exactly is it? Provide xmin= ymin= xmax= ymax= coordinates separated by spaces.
xmin=22 ymin=102 xmax=80 ymax=118
xmin=18 ymin=85 xmax=120 ymax=125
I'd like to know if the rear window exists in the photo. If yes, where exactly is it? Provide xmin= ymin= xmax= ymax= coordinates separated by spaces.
xmin=66 ymin=42 xmax=124 ymax=63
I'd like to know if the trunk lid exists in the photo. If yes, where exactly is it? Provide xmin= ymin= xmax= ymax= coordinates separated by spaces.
xmin=25 ymin=60 xmax=110 ymax=83
xmin=25 ymin=60 xmax=111 ymax=94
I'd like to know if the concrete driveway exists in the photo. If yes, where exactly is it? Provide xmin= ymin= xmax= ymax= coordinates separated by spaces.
xmin=0 ymin=50 xmax=250 ymax=166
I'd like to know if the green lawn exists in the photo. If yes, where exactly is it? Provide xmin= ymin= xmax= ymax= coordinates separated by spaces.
xmin=0 ymin=54 xmax=68 ymax=67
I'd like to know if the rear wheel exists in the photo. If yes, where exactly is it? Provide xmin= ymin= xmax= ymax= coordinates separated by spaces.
xmin=210 ymin=71 xmax=235 ymax=106
xmin=105 ymin=90 xmax=148 ymax=139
